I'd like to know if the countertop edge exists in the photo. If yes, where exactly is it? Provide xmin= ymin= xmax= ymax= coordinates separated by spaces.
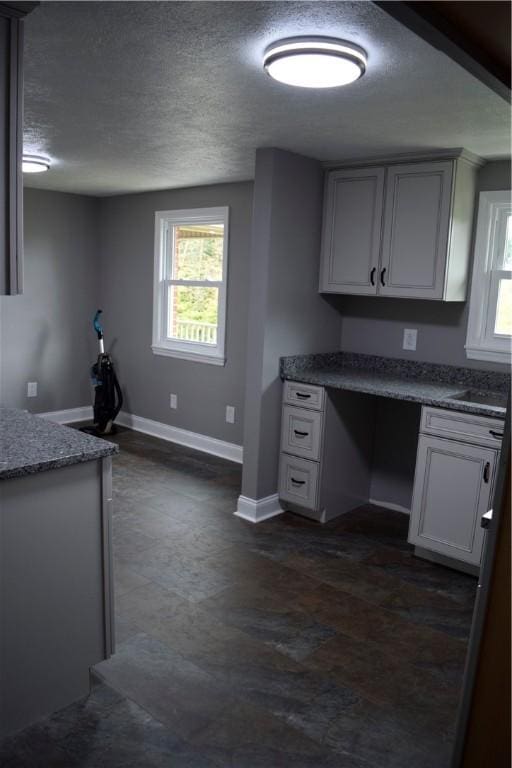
xmin=283 ymin=371 xmax=507 ymax=419
xmin=0 ymin=445 xmax=118 ymax=480
xmin=0 ymin=408 xmax=119 ymax=480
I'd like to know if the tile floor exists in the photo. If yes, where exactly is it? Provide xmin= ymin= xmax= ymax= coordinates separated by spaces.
xmin=0 ymin=428 xmax=478 ymax=767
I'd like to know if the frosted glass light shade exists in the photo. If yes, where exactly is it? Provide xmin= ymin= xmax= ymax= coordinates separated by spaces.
xmin=22 ymin=155 xmax=50 ymax=173
xmin=264 ymin=37 xmax=367 ymax=88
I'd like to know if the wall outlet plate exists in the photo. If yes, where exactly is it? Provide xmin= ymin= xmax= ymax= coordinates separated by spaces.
xmin=170 ymin=393 xmax=178 ymax=409
xmin=27 ymin=381 xmax=38 ymax=397
xmin=403 ymin=328 xmax=418 ymax=351
xmin=226 ymin=405 xmax=235 ymax=424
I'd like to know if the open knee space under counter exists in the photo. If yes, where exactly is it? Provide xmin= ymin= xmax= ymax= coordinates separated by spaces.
xmin=278 ymin=352 xmax=507 ymax=572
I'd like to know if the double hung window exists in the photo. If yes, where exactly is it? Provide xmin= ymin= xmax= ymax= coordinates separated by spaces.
xmin=152 ymin=207 xmax=229 ymax=365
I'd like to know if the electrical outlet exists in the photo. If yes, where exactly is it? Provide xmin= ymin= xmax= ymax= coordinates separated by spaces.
xmin=225 ymin=405 xmax=235 ymax=424
xmin=403 ymin=329 xmax=418 ymax=351
xmin=170 ymin=393 xmax=178 ymax=409
xmin=27 ymin=381 xmax=38 ymax=398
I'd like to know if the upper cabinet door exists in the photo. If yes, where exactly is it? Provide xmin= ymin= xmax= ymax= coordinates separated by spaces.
xmin=379 ymin=161 xmax=454 ymax=299
xmin=319 ymin=167 xmax=384 ymax=295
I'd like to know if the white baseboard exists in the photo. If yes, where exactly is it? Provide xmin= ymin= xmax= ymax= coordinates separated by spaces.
xmin=369 ymin=498 xmax=411 ymax=515
xmin=36 ymin=406 xmax=243 ymax=464
xmin=37 ymin=406 xmax=93 ymax=424
xmin=117 ymin=411 xmax=243 ymax=464
xmin=235 ymin=493 xmax=283 ymax=523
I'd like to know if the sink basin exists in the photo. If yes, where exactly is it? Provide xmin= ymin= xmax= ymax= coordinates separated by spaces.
xmin=446 ymin=389 xmax=507 ymax=409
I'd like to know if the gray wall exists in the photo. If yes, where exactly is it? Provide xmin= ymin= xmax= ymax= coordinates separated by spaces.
xmin=369 ymin=399 xmax=421 ymax=511
xmin=0 ymin=188 xmax=99 ymax=411
xmin=241 ymin=148 xmax=342 ymax=500
xmin=97 ymin=181 xmax=253 ymax=446
xmin=338 ymin=159 xmax=511 ymax=372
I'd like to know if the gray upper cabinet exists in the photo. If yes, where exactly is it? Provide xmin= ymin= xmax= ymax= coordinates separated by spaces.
xmin=0 ymin=3 xmax=36 ymax=295
xmin=319 ymin=167 xmax=384 ymax=295
xmin=319 ymin=152 xmax=479 ymax=301
xmin=380 ymin=161 xmax=452 ymax=299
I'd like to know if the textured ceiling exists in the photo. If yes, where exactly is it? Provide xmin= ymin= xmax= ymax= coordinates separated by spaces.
xmin=23 ymin=1 xmax=510 ymax=196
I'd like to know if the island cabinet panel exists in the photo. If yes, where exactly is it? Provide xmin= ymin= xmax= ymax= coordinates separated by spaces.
xmin=379 ymin=161 xmax=453 ymax=299
xmin=0 ymin=457 xmax=114 ymax=738
xmin=0 ymin=6 xmax=25 ymax=295
xmin=319 ymin=153 xmax=479 ymax=301
xmin=319 ymin=166 xmax=384 ymax=295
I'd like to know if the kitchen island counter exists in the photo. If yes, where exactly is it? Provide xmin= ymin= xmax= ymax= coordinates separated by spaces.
xmin=0 ymin=407 xmax=118 ymax=479
xmin=0 ymin=408 xmax=116 ymax=737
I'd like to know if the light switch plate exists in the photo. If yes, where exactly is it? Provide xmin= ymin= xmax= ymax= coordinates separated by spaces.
xmin=27 ymin=381 xmax=38 ymax=397
xmin=170 ymin=393 xmax=178 ymax=409
xmin=403 ymin=329 xmax=418 ymax=351
xmin=226 ymin=405 xmax=235 ymax=424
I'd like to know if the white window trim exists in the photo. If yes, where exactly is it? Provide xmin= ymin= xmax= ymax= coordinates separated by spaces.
xmin=465 ymin=190 xmax=512 ymax=364
xmin=152 ymin=206 xmax=229 ymax=366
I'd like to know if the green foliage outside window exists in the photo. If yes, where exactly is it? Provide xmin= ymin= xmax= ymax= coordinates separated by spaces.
xmin=169 ymin=226 xmax=224 ymax=343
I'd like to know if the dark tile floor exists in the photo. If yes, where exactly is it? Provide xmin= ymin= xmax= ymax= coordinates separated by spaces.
xmin=0 ymin=428 xmax=478 ymax=767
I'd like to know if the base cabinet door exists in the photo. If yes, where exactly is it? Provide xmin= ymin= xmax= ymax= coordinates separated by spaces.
xmin=408 ymin=434 xmax=497 ymax=566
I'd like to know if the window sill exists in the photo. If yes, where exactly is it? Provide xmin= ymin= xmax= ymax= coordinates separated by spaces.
xmin=465 ymin=345 xmax=511 ymax=365
xmin=151 ymin=345 xmax=226 ymax=366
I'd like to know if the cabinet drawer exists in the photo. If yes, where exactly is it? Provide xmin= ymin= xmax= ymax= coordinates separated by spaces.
xmin=421 ymin=406 xmax=504 ymax=448
xmin=283 ymin=381 xmax=325 ymax=411
xmin=279 ymin=454 xmax=319 ymax=511
xmin=280 ymin=405 xmax=323 ymax=461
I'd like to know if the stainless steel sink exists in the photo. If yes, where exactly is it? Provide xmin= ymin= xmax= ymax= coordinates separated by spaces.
xmin=446 ymin=389 xmax=507 ymax=409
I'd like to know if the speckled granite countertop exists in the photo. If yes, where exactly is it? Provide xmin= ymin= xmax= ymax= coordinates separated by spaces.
xmin=0 ymin=408 xmax=118 ymax=480
xmin=280 ymin=352 xmax=509 ymax=419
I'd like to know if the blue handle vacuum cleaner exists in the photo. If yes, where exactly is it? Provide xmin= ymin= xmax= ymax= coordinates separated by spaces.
xmin=81 ymin=310 xmax=123 ymax=436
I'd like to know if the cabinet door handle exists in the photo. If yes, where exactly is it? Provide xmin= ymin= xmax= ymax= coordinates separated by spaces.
xmin=380 ymin=267 xmax=386 ymax=286
xmin=296 ymin=392 xmax=311 ymax=399
xmin=481 ymin=509 xmax=493 ymax=529
xmin=370 ymin=267 xmax=376 ymax=286
xmin=290 ymin=477 xmax=306 ymax=486
xmin=489 ymin=429 xmax=504 ymax=439
xmin=483 ymin=461 xmax=491 ymax=483
xmin=293 ymin=430 xmax=309 ymax=437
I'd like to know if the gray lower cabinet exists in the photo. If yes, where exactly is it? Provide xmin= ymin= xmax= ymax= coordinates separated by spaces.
xmin=0 ymin=456 xmax=114 ymax=737
xmin=278 ymin=382 xmax=375 ymax=523
xmin=408 ymin=407 xmax=503 ymax=568
xmin=0 ymin=3 xmax=35 ymax=295
xmin=319 ymin=152 xmax=479 ymax=301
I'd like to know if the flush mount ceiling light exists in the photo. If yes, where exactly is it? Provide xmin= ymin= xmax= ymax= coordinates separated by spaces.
xmin=22 ymin=155 xmax=51 ymax=173
xmin=263 ymin=36 xmax=367 ymax=88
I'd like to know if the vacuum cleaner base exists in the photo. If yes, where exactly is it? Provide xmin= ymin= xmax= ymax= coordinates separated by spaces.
xmin=79 ymin=424 xmax=119 ymax=438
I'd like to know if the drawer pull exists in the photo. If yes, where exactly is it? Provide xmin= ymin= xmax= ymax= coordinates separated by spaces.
xmin=489 ymin=429 xmax=504 ymax=439
xmin=483 ymin=461 xmax=491 ymax=483
xmin=296 ymin=392 xmax=311 ymax=399
xmin=290 ymin=477 xmax=306 ymax=486
xmin=293 ymin=430 xmax=309 ymax=437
